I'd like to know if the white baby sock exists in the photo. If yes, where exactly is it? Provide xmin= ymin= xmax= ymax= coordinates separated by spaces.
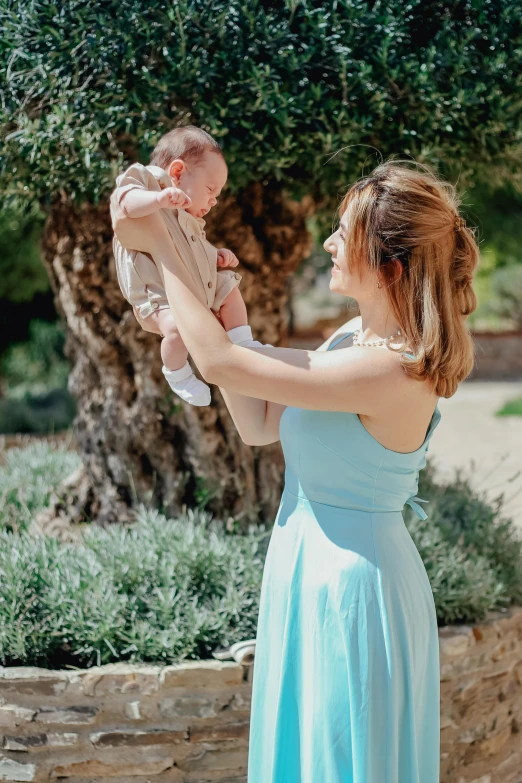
xmin=162 ymin=329 xmax=269 ymax=408
xmin=162 ymin=362 xmax=211 ymax=407
xmin=226 ymin=325 xmax=272 ymax=348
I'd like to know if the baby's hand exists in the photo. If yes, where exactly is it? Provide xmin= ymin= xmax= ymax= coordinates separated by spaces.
xmin=156 ymin=187 xmax=192 ymax=210
xmin=217 ymin=248 xmax=239 ymax=268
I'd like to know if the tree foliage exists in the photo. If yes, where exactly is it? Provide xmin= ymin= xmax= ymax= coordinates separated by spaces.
xmin=1 ymin=0 xmax=521 ymax=207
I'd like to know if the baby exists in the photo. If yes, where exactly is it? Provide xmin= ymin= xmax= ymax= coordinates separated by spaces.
xmin=110 ymin=125 xmax=260 ymax=406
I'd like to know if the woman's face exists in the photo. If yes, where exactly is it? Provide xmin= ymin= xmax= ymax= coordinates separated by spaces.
xmin=323 ymin=208 xmax=360 ymax=298
xmin=323 ymin=205 xmax=379 ymax=299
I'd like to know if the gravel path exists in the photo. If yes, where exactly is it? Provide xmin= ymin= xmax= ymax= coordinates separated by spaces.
xmin=427 ymin=380 xmax=522 ymax=534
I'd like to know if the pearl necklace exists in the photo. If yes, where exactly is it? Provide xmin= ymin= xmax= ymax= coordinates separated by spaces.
xmin=352 ymin=326 xmax=402 ymax=348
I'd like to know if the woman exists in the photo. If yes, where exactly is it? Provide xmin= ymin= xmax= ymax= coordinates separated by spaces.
xmin=113 ymin=160 xmax=479 ymax=782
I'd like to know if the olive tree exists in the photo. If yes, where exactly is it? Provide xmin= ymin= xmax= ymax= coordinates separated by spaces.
xmin=1 ymin=0 xmax=521 ymax=524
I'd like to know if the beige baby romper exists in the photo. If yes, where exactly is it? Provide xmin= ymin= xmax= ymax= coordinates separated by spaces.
xmin=110 ymin=163 xmax=242 ymax=329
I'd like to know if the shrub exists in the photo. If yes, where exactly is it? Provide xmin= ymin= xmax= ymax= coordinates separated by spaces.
xmin=0 ymin=506 xmax=268 ymax=669
xmin=0 ymin=319 xmax=75 ymax=435
xmin=0 ymin=320 xmax=70 ymax=399
xmin=486 ymin=264 xmax=522 ymax=328
xmin=0 ymin=204 xmax=47 ymax=303
xmin=496 ymin=397 xmax=522 ymax=417
xmin=0 ymin=441 xmax=81 ymax=533
xmin=406 ymin=459 xmax=522 ymax=622
xmin=0 ymin=443 xmax=521 ymax=668
xmin=0 ymin=391 xmax=76 ymax=436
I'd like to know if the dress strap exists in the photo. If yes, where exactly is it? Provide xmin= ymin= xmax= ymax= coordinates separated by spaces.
xmin=327 ymin=329 xmax=358 ymax=350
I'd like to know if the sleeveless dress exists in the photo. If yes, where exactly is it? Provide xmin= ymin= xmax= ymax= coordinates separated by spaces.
xmin=247 ymin=330 xmax=441 ymax=783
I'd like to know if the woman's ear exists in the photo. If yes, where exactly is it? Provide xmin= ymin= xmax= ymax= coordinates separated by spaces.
xmin=389 ymin=258 xmax=404 ymax=284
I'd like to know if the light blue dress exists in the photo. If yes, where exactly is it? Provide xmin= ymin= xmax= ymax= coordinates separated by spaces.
xmin=247 ymin=330 xmax=441 ymax=783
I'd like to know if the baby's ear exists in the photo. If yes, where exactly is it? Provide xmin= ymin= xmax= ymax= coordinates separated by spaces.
xmin=167 ymin=158 xmax=185 ymax=181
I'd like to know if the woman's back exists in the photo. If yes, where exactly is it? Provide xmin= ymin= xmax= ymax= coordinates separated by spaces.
xmin=280 ymin=399 xmax=440 ymax=521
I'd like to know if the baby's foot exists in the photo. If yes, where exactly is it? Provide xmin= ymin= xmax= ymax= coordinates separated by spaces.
xmin=162 ymin=362 xmax=211 ymax=406
xmin=226 ymin=325 xmax=265 ymax=348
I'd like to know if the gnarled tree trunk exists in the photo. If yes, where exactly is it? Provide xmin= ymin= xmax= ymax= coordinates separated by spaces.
xmin=41 ymin=182 xmax=313 ymax=527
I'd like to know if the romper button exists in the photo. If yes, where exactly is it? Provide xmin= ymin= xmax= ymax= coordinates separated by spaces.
xmin=152 ymin=302 xmax=159 ymax=310
xmin=234 ymin=272 xmax=241 ymax=279
xmin=191 ymin=235 xmax=197 ymax=242
xmin=208 ymin=281 xmax=213 ymax=288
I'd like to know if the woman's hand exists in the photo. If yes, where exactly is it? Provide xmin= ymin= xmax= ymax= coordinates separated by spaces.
xmin=111 ymin=203 xmax=167 ymax=255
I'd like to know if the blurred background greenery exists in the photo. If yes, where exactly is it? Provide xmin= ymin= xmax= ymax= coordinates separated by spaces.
xmin=0 ymin=204 xmax=75 ymax=434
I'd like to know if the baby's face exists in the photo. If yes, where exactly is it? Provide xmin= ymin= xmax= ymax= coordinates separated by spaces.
xmin=168 ymin=151 xmax=228 ymax=219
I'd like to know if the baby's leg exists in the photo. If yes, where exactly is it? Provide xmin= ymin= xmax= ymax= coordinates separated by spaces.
xmin=154 ymin=309 xmax=188 ymax=370
xmin=217 ymin=289 xmax=264 ymax=348
xmin=150 ymin=308 xmax=211 ymax=407
xmin=217 ymin=286 xmax=248 ymax=331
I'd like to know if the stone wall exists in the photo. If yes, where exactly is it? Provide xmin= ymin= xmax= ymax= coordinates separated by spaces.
xmin=439 ymin=605 xmax=522 ymax=783
xmin=0 ymin=605 xmax=521 ymax=782
xmin=0 ymin=661 xmax=252 ymax=782
xmin=468 ymin=331 xmax=522 ymax=381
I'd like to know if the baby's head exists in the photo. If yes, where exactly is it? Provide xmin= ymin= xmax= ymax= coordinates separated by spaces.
xmin=150 ymin=125 xmax=227 ymax=218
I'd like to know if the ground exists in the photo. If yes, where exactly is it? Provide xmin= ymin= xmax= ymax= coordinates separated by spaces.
xmin=429 ymin=380 xmax=522 ymax=534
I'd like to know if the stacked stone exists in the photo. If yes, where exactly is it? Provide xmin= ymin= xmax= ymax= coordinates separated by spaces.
xmin=439 ymin=605 xmax=522 ymax=783
xmin=0 ymin=660 xmax=252 ymax=781
xmin=468 ymin=332 xmax=522 ymax=381
xmin=0 ymin=606 xmax=521 ymax=781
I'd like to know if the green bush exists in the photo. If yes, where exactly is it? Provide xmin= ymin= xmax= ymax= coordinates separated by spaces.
xmin=0 ymin=443 xmax=521 ymax=667
xmin=0 ymin=319 xmax=75 ymax=435
xmin=461 ymin=185 xmax=522 ymax=272
xmin=406 ymin=460 xmax=522 ymax=622
xmin=496 ymin=397 xmax=522 ymax=417
xmin=0 ymin=390 xmax=76 ymax=436
xmin=1 ymin=320 xmax=70 ymax=400
xmin=0 ymin=506 xmax=268 ymax=669
xmin=0 ymin=441 xmax=81 ymax=533
xmin=408 ymin=513 xmax=507 ymax=624
xmin=485 ymin=264 xmax=522 ymax=328
xmin=0 ymin=204 xmax=47 ymax=303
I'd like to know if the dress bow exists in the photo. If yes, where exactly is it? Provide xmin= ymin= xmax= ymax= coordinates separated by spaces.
xmin=405 ymin=495 xmax=430 ymax=520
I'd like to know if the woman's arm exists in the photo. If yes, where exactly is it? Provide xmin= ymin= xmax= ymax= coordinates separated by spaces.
xmin=217 ymin=386 xmax=286 ymax=446
xmin=219 ymin=318 xmax=362 ymax=446
xmin=205 ymin=312 xmax=282 ymax=446
xmin=112 ymin=211 xmax=405 ymax=417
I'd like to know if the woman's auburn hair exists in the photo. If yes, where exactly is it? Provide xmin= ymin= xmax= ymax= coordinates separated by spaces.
xmin=340 ymin=159 xmax=480 ymax=398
